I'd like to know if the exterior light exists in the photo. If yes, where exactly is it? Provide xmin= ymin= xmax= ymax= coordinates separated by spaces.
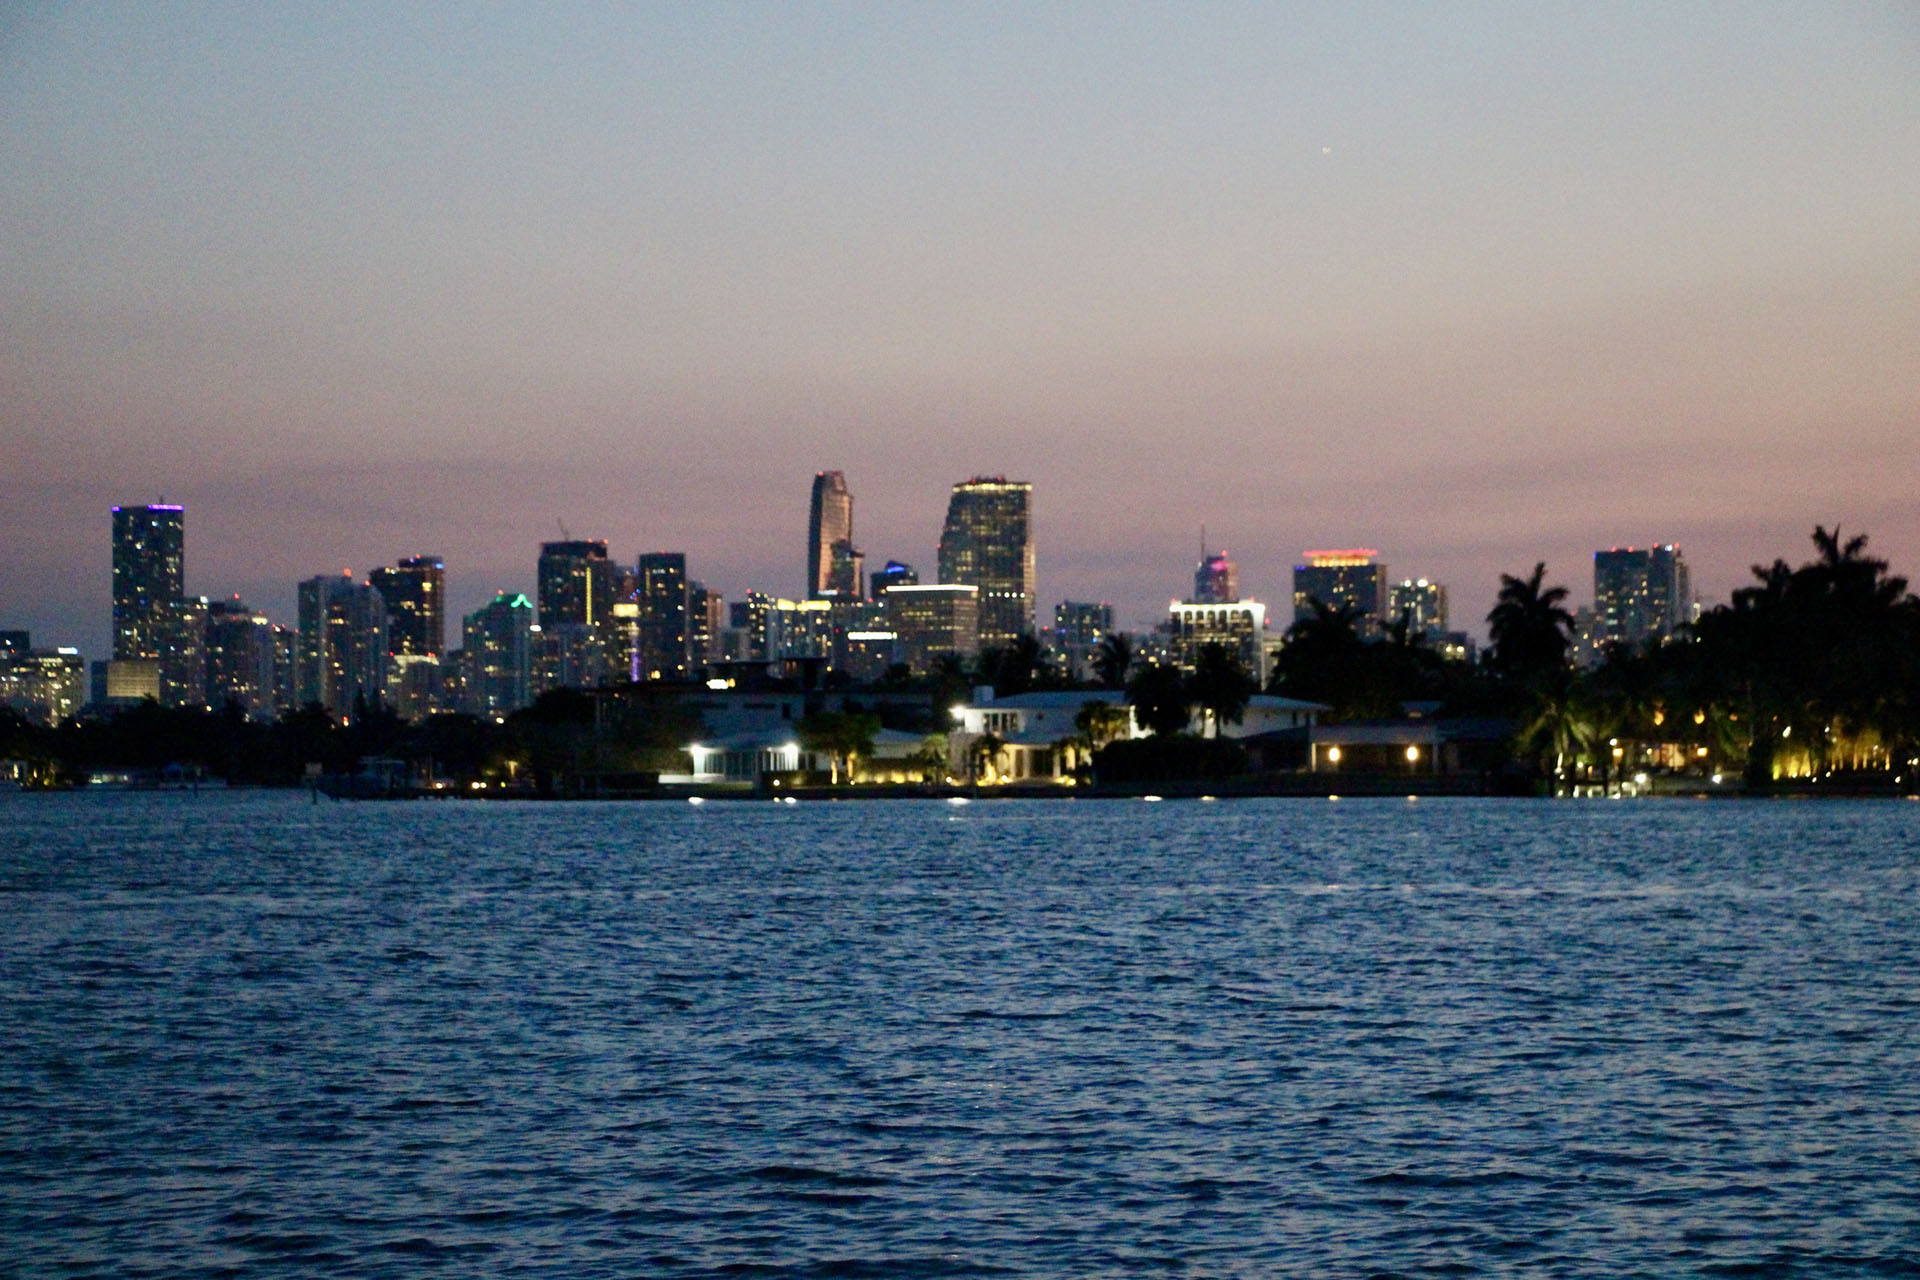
xmin=1327 ymin=746 xmax=1342 ymax=765
xmin=951 ymin=704 xmax=967 ymax=720
xmin=1694 ymin=710 xmax=1706 ymax=725
xmin=1405 ymin=746 xmax=1420 ymax=763
xmin=1782 ymin=726 xmax=1791 ymax=738
xmin=1696 ymin=747 xmax=1709 ymax=757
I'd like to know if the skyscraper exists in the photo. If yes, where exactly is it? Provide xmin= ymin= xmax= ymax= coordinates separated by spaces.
xmin=1387 ymin=578 xmax=1449 ymax=641
xmin=1194 ymin=550 xmax=1238 ymax=604
xmin=807 ymin=471 xmax=861 ymax=598
xmin=1594 ymin=545 xmax=1691 ymax=650
xmin=111 ymin=504 xmax=184 ymax=660
xmin=538 ymin=540 xmax=613 ymax=687
xmin=462 ymin=592 xmax=534 ymax=717
xmin=637 ymin=552 xmax=690 ymax=680
xmin=296 ymin=573 xmax=389 ymax=719
xmin=369 ymin=556 xmax=445 ymax=657
xmin=937 ymin=477 xmax=1035 ymax=647
xmin=1292 ymin=549 xmax=1388 ymax=634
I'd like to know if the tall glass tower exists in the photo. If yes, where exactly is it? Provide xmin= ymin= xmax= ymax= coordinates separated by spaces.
xmin=937 ymin=477 xmax=1035 ymax=648
xmin=369 ymin=556 xmax=446 ymax=657
xmin=807 ymin=471 xmax=860 ymax=598
xmin=111 ymin=504 xmax=184 ymax=660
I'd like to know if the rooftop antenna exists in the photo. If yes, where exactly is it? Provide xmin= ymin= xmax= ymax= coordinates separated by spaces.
xmin=557 ymin=519 xmax=571 ymax=540
xmin=1200 ymin=523 xmax=1207 ymax=562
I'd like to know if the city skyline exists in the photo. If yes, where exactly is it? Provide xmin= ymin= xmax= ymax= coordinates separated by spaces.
xmin=4 ymin=6 xmax=1916 ymax=655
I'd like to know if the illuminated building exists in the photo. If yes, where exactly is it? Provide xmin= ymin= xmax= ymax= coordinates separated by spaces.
xmin=807 ymin=471 xmax=863 ymax=598
xmin=1194 ymin=550 xmax=1238 ymax=604
xmin=111 ymin=504 xmax=184 ymax=662
xmin=1052 ymin=600 xmax=1113 ymax=683
xmin=637 ymin=552 xmax=690 ymax=680
xmin=1 ymin=645 xmax=86 ymax=727
xmin=296 ymin=573 xmax=389 ymax=719
xmin=157 ymin=596 xmax=208 ymax=708
xmin=726 ymin=591 xmax=774 ymax=661
xmin=369 ymin=556 xmax=445 ymax=657
xmin=871 ymin=560 xmax=917 ymax=599
xmin=537 ymin=540 xmax=612 ymax=684
xmin=937 ymin=477 xmax=1034 ymax=647
xmin=884 ymin=583 xmax=979 ymax=673
xmin=766 ymin=597 xmax=835 ymax=660
xmin=1594 ymin=545 xmax=1692 ymax=650
xmin=1292 ymin=549 xmax=1388 ymax=634
xmin=690 ymin=583 xmax=724 ymax=672
xmin=1387 ymin=578 xmax=1449 ymax=641
xmin=204 ymin=598 xmax=278 ymax=719
xmin=1168 ymin=599 xmax=1269 ymax=684
xmin=462 ymin=592 xmax=534 ymax=716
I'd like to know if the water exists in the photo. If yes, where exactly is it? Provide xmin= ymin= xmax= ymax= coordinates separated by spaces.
xmin=3 ymin=793 xmax=1918 ymax=1278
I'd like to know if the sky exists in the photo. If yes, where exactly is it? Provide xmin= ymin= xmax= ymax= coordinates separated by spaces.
xmin=4 ymin=3 xmax=1918 ymax=657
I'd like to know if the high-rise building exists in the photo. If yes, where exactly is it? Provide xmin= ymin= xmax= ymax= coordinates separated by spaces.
xmin=1594 ymin=545 xmax=1692 ymax=650
xmin=1292 ymin=549 xmax=1388 ymax=634
xmin=1052 ymin=600 xmax=1113 ymax=684
xmin=370 ymin=556 xmax=445 ymax=657
xmin=937 ymin=477 xmax=1035 ymax=647
xmin=537 ymin=540 xmax=612 ymax=687
xmin=111 ymin=504 xmax=185 ymax=662
xmin=808 ymin=471 xmax=862 ymax=598
xmin=689 ymin=582 xmax=723 ymax=672
xmin=296 ymin=573 xmax=389 ymax=719
xmin=204 ymin=598 xmax=278 ymax=719
xmin=1194 ymin=550 xmax=1238 ymax=604
xmin=0 ymin=645 xmax=86 ymax=727
xmin=727 ymin=591 xmax=774 ymax=662
xmin=884 ymin=583 xmax=980 ymax=673
xmin=463 ymin=592 xmax=535 ymax=717
xmin=871 ymin=559 xmax=918 ymax=599
xmin=1168 ymin=601 xmax=1269 ymax=684
xmin=637 ymin=552 xmax=690 ymax=680
xmin=1387 ymin=578 xmax=1449 ymax=641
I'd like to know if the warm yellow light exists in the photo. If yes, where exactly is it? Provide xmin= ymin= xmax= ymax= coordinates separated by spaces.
xmin=1652 ymin=710 xmax=1665 ymax=727
xmin=1327 ymin=746 xmax=1342 ymax=764
xmin=1405 ymin=746 xmax=1420 ymax=762
xmin=1694 ymin=710 xmax=1706 ymax=725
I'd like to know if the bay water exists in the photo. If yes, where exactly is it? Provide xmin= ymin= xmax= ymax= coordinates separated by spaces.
xmin=3 ymin=792 xmax=1917 ymax=1277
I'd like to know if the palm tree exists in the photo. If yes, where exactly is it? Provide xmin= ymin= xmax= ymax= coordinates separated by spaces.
xmin=1188 ymin=643 xmax=1257 ymax=737
xmin=1127 ymin=663 xmax=1191 ymax=737
xmin=967 ymin=732 xmax=1007 ymax=783
xmin=1093 ymin=632 xmax=1135 ymax=690
xmin=1487 ymin=563 xmax=1575 ymax=689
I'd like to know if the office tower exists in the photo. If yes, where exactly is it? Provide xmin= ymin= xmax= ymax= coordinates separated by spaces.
xmin=370 ymin=556 xmax=445 ymax=657
xmin=937 ymin=477 xmax=1035 ymax=647
xmin=1194 ymin=550 xmax=1238 ymax=605
xmin=1387 ymin=578 xmax=1449 ymax=641
xmin=633 ymin=552 xmax=690 ymax=680
xmin=204 ymin=598 xmax=278 ymax=719
xmin=1593 ymin=545 xmax=1692 ymax=649
xmin=157 ymin=596 xmax=208 ymax=708
xmin=807 ymin=471 xmax=863 ymax=598
xmin=1292 ymin=549 xmax=1388 ymax=634
xmin=1168 ymin=601 xmax=1269 ymax=684
xmin=872 ymin=559 xmax=918 ymax=599
xmin=885 ymin=584 xmax=980 ymax=673
xmin=296 ymin=573 xmax=389 ymax=719
xmin=766 ymin=597 xmax=835 ymax=661
xmin=463 ymin=592 xmax=534 ymax=717
xmin=111 ymin=504 xmax=184 ymax=660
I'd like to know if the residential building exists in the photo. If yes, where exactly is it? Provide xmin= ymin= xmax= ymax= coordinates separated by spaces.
xmin=884 ymin=584 xmax=979 ymax=674
xmin=1387 ymin=578 xmax=1449 ymax=642
xmin=369 ymin=556 xmax=445 ymax=657
xmin=637 ymin=552 xmax=691 ymax=680
xmin=204 ymin=598 xmax=278 ymax=719
xmin=1594 ymin=544 xmax=1692 ymax=650
xmin=537 ymin=540 xmax=612 ymax=684
xmin=937 ymin=477 xmax=1035 ymax=647
xmin=1 ymin=646 xmax=86 ymax=727
xmin=462 ymin=592 xmax=535 ymax=717
xmin=1293 ymin=549 xmax=1388 ymax=634
xmin=1052 ymin=600 xmax=1113 ymax=683
xmin=296 ymin=573 xmax=389 ymax=719
xmin=1167 ymin=600 xmax=1269 ymax=684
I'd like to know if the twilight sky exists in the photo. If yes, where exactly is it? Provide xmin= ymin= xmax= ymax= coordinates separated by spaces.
xmin=4 ymin=3 xmax=1918 ymax=656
